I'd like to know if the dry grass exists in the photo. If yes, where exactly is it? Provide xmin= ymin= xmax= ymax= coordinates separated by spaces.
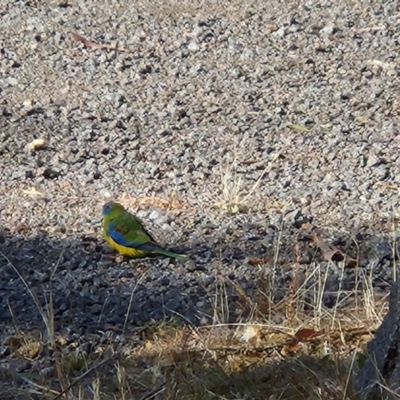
xmin=205 ymin=133 xmax=296 ymax=214
xmin=0 ymin=176 xmax=394 ymax=400
xmin=116 ymin=191 xmax=192 ymax=213
xmin=0 ymin=320 xmax=373 ymax=400
xmin=0 ymin=248 xmax=390 ymax=400
xmin=1 ymin=180 xmax=392 ymax=399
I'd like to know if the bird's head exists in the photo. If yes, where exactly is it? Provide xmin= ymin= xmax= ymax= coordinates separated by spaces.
xmin=102 ymin=201 xmax=125 ymax=217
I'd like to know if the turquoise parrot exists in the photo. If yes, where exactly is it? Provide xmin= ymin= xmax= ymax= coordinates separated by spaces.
xmin=102 ymin=201 xmax=186 ymax=259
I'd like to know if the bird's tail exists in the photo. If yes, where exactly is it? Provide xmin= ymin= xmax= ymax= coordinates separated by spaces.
xmin=155 ymin=249 xmax=187 ymax=259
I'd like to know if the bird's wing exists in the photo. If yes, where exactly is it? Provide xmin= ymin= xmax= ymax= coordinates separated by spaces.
xmin=108 ymin=217 xmax=162 ymax=252
xmin=130 ymin=215 xmax=158 ymax=243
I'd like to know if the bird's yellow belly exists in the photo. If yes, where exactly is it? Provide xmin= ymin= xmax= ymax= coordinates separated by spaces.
xmin=105 ymin=236 xmax=150 ymax=258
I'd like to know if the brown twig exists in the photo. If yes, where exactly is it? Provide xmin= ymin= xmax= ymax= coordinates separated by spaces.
xmin=71 ymin=32 xmax=130 ymax=53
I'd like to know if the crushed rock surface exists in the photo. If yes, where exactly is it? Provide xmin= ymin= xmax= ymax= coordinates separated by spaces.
xmin=1 ymin=0 xmax=400 ymax=339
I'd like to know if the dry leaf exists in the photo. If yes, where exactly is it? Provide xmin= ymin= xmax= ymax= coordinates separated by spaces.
xmin=282 ymin=328 xmax=322 ymax=355
xmin=4 ymin=334 xmax=42 ymax=359
xmin=248 ymin=256 xmax=272 ymax=266
xmin=294 ymin=328 xmax=320 ymax=341
xmin=310 ymin=234 xmax=358 ymax=268
xmin=71 ymin=32 xmax=130 ymax=53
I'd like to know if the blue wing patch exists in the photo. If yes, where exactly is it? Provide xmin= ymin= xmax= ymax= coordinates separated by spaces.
xmin=108 ymin=223 xmax=136 ymax=247
xmin=108 ymin=222 xmax=161 ymax=251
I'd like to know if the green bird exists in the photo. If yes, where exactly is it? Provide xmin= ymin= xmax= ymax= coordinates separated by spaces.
xmin=102 ymin=201 xmax=186 ymax=259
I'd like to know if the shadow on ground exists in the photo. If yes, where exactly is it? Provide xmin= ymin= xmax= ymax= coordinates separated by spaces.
xmin=0 ymin=226 xmax=253 ymax=335
xmin=0 ymin=224 xmax=396 ymax=334
xmin=0 ymin=227 xmax=393 ymax=399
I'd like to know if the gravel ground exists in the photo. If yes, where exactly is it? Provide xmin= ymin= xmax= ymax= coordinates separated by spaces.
xmin=1 ymin=0 xmax=400 ymax=337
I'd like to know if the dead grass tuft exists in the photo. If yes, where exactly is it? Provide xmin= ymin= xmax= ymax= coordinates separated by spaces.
xmin=0 ymin=249 xmax=389 ymax=399
xmin=117 ymin=191 xmax=192 ymax=212
xmin=206 ymin=134 xmax=295 ymax=214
